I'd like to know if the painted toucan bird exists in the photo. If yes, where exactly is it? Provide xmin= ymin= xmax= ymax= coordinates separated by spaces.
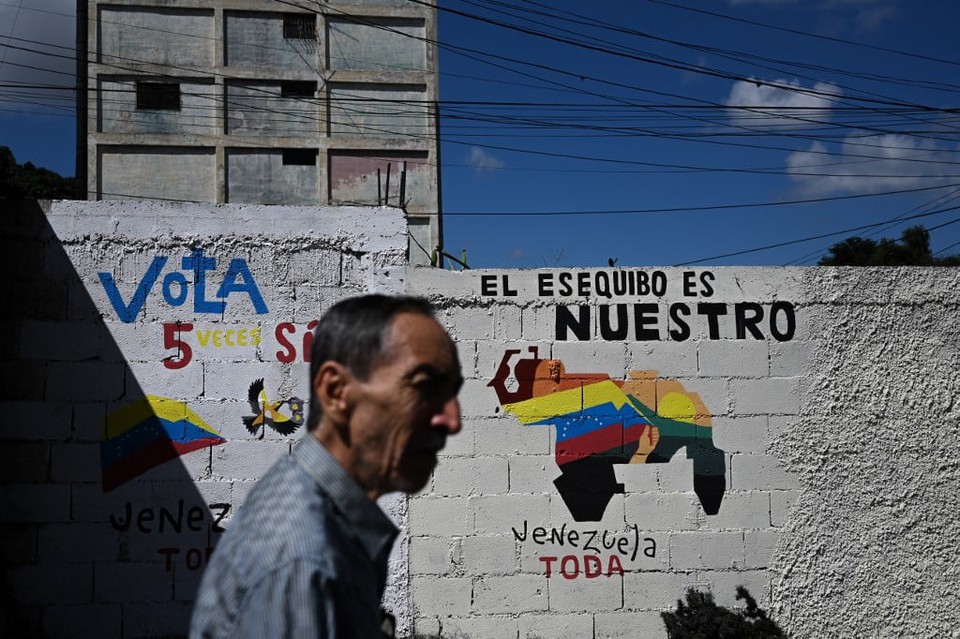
xmin=242 ymin=379 xmax=304 ymax=437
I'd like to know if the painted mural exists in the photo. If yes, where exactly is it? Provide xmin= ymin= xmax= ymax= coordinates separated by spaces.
xmin=242 ymin=378 xmax=304 ymax=437
xmin=96 ymin=250 xmax=311 ymax=491
xmin=98 ymin=248 xmax=268 ymax=324
xmin=490 ymin=347 xmax=726 ymax=521
xmin=101 ymin=396 xmax=226 ymax=491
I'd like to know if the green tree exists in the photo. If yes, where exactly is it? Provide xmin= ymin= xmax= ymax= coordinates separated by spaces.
xmin=661 ymin=587 xmax=786 ymax=638
xmin=819 ymin=225 xmax=959 ymax=266
xmin=0 ymin=146 xmax=78 ymax=200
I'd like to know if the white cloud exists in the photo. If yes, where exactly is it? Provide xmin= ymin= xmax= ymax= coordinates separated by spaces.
xmin=817 ymin=0 xmax=898 ymax=31
xmin=852 ymin=3 xmax=897 ymax=33
xmin=466 ymin=146 xmax=505 ymax=173
xmin=726 ymin=78 xmax=841 ymax=130
xmin=786 ymin=134 xmax=960 ymax=197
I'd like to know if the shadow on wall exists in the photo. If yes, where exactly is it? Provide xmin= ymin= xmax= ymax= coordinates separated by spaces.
xmin=0 ymin=200 xmax=219 ymax=638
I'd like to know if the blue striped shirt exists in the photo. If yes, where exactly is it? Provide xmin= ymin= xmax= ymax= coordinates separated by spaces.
xmin=190 ymin=434 xmax=399 ymax=638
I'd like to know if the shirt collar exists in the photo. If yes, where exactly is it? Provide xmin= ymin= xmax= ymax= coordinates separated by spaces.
xmin=292 ymin=434 xmax=399 ymax=563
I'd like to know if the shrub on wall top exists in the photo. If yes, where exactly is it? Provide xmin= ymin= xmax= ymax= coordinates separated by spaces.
xmin=662 ymin=587 xmax=786 ymax=638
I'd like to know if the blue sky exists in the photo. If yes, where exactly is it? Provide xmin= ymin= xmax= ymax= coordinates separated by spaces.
xmin=3 ymin=0 xmax=960 ymax=267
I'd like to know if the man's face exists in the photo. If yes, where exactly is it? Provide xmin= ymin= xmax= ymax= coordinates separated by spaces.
xmin=347 ymin=312 xmax=463 ymax=496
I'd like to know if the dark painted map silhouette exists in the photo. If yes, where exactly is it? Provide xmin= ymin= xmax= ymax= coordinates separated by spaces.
xmin=490 ymin=348 xmax=726 ymax=521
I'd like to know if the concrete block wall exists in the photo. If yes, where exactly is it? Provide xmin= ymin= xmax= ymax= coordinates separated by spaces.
xmin=4 ymin=201 xmax=958 ymax=638
xmin=330 ymin=151 xmax=436 ymax=209
xmin=327 ymin=17 xmax=427 ymax=71
xmin=768 ymin=268 xmax=960 ymax=638
xmin=0 ymin=200 xmax=408 ymax=638
xmin=83 ymin=0 xmax=442 ymax=264
xmin=225 ymin=150 xmax=320 ymax=205
xmin=99 ymin=78 xmax=219 ymax=136
xmin=329 ymin=83 xmax=431 ymax=138
xmin=406 ymin=266 xmax=960 ymax=639
xmin=225 ymin=82 xmax=319 ymax=137
xmin=224 ymin=11 xmax=321 ymax=70
xmin=99 ymin=6 xmax=215 ymax=68
xmin=98 ymin=146 xmax=216 ymax=202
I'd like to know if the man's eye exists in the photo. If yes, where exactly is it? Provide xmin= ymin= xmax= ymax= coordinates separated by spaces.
xmin=414 ymin=378 xmax=441 ymax=394
xmin=415 ymin=377 xmax=457 ymax=399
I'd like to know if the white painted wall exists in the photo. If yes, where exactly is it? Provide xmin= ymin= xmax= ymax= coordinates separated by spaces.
xmin=1 ymin=200 xmax=410 ymax=638
xmin=3 ymin=202 xmax=958 ymax=638
xmin=405 ymin=266 xmax=960 ymax=639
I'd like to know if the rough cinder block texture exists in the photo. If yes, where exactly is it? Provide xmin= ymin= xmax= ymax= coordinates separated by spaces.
xmin=548 ymin=573 xmax=623 ymax=613
xmin=473 ymin=575 xmax=548 ymax=614
xmin=409 ymin=496 xmax=472 ymax=537
xmin=407 ymin=266 xmax=959 ymax=638
xmin=8 ymin=201 xmax=959 ymax=639
xmin=518 ymin=613 xmax=593 ymax=639
xmin=460 ymin=535 xmax=518 ymax=575
xmin=430 ymin=457 xmax=509 ymax=497
xmin=410 ymin=536 xmax=457 ymax=576
xmin=411 ymin=577 xmax=473 ymax=617
xmin=768 ymin=269 xmax=960 ymax=638
xmin=2 ymin=201 xmax=409 ymax=638
xmin=594 ymin=610 xmax=666 ymax=639
xmin=439 ymin=615 xmax=519 ymax=639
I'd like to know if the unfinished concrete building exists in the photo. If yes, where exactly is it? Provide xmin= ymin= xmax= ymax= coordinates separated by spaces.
xmin=79 ymin=0 xmax=441 ymax=263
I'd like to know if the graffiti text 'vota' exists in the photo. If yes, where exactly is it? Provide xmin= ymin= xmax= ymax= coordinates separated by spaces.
xmin=99 ymin=249 xmax=268 ymax=323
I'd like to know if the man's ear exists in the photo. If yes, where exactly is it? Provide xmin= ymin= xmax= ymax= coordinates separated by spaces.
xmin=314 ymin=361 xmax=353 ymax=426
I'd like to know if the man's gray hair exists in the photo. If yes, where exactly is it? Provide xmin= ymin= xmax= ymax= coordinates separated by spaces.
xmin=307 ymin=294 xmax=435 ymax=430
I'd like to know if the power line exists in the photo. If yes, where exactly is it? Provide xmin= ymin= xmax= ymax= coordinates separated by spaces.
xmin=289 ymin=0 xmax=960 ymax=147
xmin=6 ymin=87 xmax=957 ymax=181
xmin=9 ymin=2 xmax=959 ymax=122
xmin=5 ymin=29 xmax=958 ymax=179
xmin=463 ymin=0 xmax=960 ymax=109
xmin=675 ymin=205 xmax=960 ymax=266
xmin=0 ymin=2 xmax=71 ymax=19
xmin=413 ymin=0 xmax=959 ymax=113
xmin=11 ymin=5 xmax=957 ymax=157
xmin=443 ymin=182 xmax=960 ymax=217
xmin=784 ymin=187 xmax=960 ymax=265
xmin=10 ymin=39 xmax=959 ymax=173
xmin=437 ymin=0 xmax=960 ymax=148
xmin=0 ymin=0 xmax=24 ymax=74
xmin=641 ymin=0 xmax=960 ymax=70
xmin=934 ymin=238 xmax=960 ymax=256
xmin=5 ymin=1 xmax=959 ymax=264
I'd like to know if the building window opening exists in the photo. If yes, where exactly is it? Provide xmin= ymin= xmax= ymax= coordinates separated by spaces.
xmin=282 ymin=149 xmax=317 ymax=166
xmin=283 ymin=14 xmax=316 ymax=40
xmin=281 ymin=81 xmax=316 ymax=98
xmin=136 ymin=82 xmax=181 ymax=110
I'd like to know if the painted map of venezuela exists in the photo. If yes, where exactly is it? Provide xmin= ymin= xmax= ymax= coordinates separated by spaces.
xmin=490 ymin=347 xmax=726 ymax=521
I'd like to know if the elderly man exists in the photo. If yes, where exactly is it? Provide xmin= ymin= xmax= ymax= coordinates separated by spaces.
xmin=190 ymin=295 xmax=463 ymax=638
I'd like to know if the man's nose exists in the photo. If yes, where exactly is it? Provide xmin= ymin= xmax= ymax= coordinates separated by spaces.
xmin=431 ymin=396 xmax=462 ymax=435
